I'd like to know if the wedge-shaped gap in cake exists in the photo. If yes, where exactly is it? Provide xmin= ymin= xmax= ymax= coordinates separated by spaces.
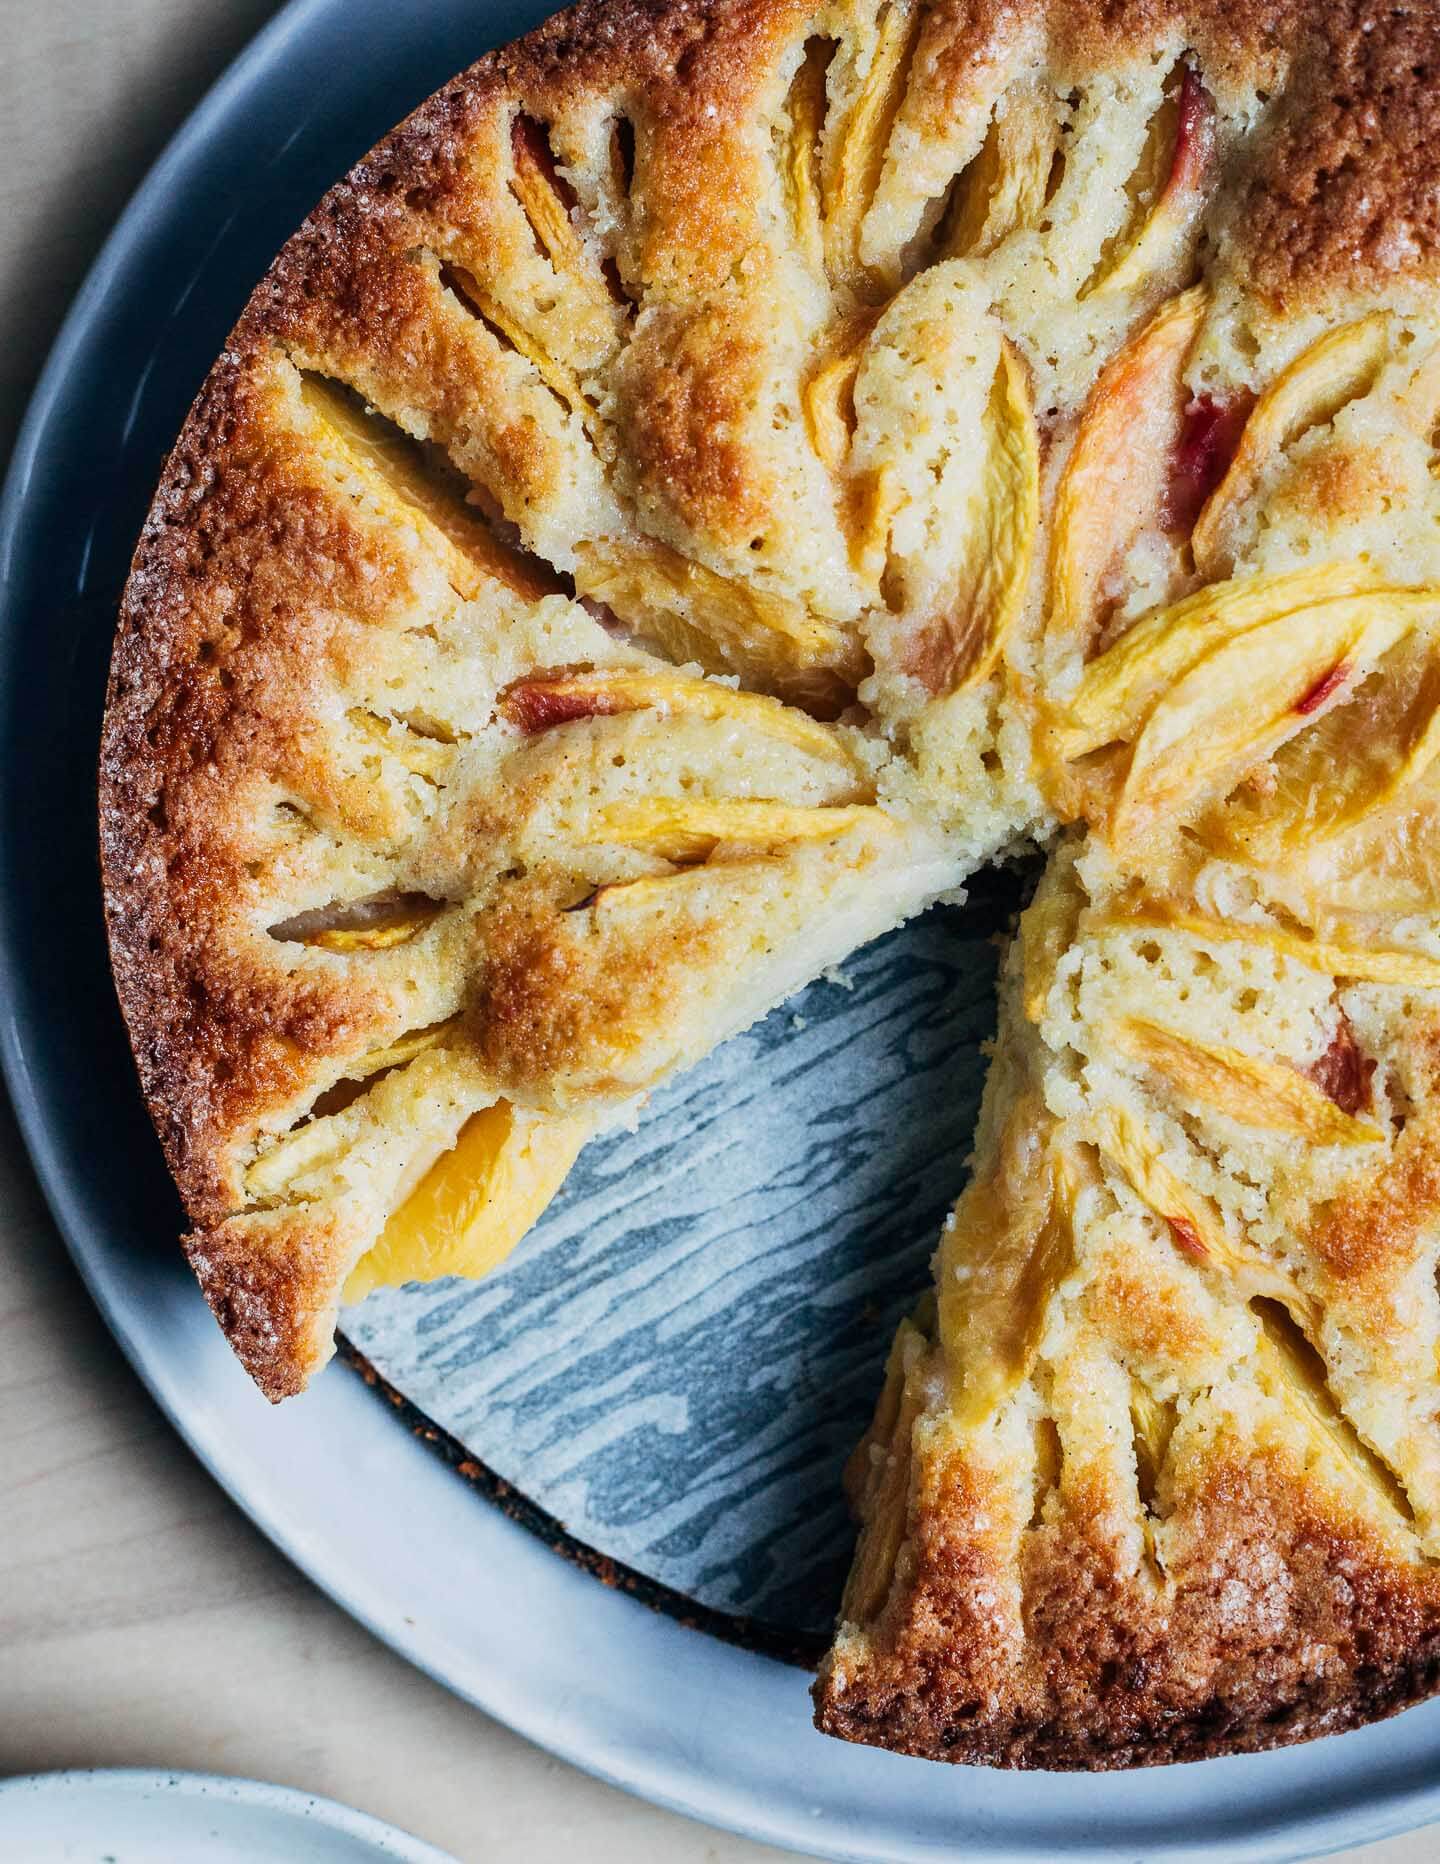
xmin=268 ymin=888 xmax=450 ymax=952
xmin=297 ymin=372 xmax=565 ymax=602
xmin=1250 ymin=1297 xmax=1417 ymax=1529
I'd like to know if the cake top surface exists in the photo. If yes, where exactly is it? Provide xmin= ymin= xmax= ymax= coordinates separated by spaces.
xmin=99 ymin=0 xmax=1440 ymax=1768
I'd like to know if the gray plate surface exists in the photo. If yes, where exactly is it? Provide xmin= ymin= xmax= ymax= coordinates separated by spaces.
xmin=4 ymin=0 xmax=1440 ymax=1856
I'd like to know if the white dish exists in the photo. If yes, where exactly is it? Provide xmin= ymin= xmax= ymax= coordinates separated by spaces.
xmin=0 ymin=1771 xmax=452 ymax=1863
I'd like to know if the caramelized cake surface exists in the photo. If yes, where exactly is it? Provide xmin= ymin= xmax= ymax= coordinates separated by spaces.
xmin=99 ymin=0 xmax=1440 ymax=1765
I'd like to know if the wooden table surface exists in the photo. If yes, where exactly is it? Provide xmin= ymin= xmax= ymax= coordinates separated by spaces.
xmin=0 ymin=4 xmax=1434 ymax=1859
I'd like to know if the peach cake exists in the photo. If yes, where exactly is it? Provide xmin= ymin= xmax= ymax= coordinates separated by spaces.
xmin=100 ymin=0 xmax=1440 ymax=1768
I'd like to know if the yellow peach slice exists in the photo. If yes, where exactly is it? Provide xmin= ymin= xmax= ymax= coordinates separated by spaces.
xmin=308 ymin=911 xmax=442 ymax=954
xmin=784 ymin=38 xmax=833 ymax=272
xmin=1057 ymin=561 xmax=1381 ymax=761
xmin=1209 ymin=633 xmax=1440 ymax=860
xmin=803 ymin=311 xmax=879 ymax=471
xmin=1191 ymin=314 xmax=1390 ymax=577
xmin=1292 ymin=771 xmax=1440 ymax=913
xmin=573 ymin=538 xmax=861 ymax=711
xmin=299 ymin=376 xmax=556 ymax=603
xmin=1114 ymin=907 xmax=1440 ymax=989
xmin=349 ymin=709 xmax=454 ymax=783
xmin=1253 ymin=1303 xmax=1414 ymax=1523
xmin=1096 ymin=1106 xmax=1321 ymax=1326
xmin=938 ymin=1100 xmax=1080 ymax=1431
xmin=583 ymin=798 xmax=890 ymax=861
xmin=343 ymin=1100 xmax=594 ymax=1302
xmin=1114 ymin=594 xmax=1428 ymax=844
xmin=903 ymin=342 xmax=1039 ymax=694
xmin=822 ymin=0 xmax=921 ymax=291
xmin=1114 ymin=1018 xmax=1385 ymax=1145
xmin=444 ymin=263 xmax=603 ymax=446
xmin=941 ymin=80 xmax=1058 ymax=261
xmin=1047 ymin=287 xmax=1207 ymax=658
xmin=244 ymin=1024 xmax=460 ymax=1200
xmin=1084 ymin=63 xmax=1216 ymax=298
xmin=1130 ymin=1385 xmax=1177 ymax=1503
xmin=500 ymin=668 xmax=857 ymax=765
xmin=508 ymin=116 xmax=614 ymax=314
xmin=839 ymin=1315 xmax=930 ymax=1621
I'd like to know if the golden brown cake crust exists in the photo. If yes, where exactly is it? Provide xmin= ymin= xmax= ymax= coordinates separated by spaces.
xmin=100 ymin=0 xmax=1440 ymax=1753
xmin=102 ymin=0 xmax=1440 ymax=1211
xmin=816 ymin=1437 xmax=1440 ymax=1768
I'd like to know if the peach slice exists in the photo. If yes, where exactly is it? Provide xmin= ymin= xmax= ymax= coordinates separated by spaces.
xmin=1114 ymin=593 xmax=1429 ymax=845
xmin=1047 ymin=287 xmax=1207 ymax=659
xmin=839 ymin=1313 xmax=930 ymax=1621
xmin=1291 ymin=771 xmax=1440 ymax=913
xmin=443 ymin=262 xmax=604 ymax=446
xmin=299 ymin=376 xmax=558 ymax=602
xmin=500 ymin=668 xmax=857 ymax=764
xmin=342 ymin=1099 xmax=594 ymax=1302
xmin=902 ymin=342 xmax=1040 ymax=694
xmin=582 ymin=797 xmax=890 ymax=862
xmin=508 ymin=115 xmax=616 ymax=316
xmin=1163 ymin=390 xmax=1255 ymax=532
xmin=1097 ymin=1105 xmax=1321 ymax=1325
xmin=1130 ymin=1385 xmax=1177 ymax=1513
xmin=1253 ymin=1303 xmax=1414 ymax=1523
xmin=784 ymin=37 xmax=833 ymax=272
xmin=1084 ymin=63 xmax=1216 ymax=299
xmin=1114 ymin=1018 xmax=1385 ymax=1145
xmin=244 ymin=1023 xmax=460 ymax=1200
xmin=1112 ymin=906 xmax=1440 ymax=989
xmin=940 ymin=79 xmax=1059 ymax=261
xmin=937 ymin=1100 xmax=1081 ymax=1430
xmin=349 ymin=709 xmax=454 ymax=783
xmin=573 ymin=537 xmax=861 ymax=711
xmin=307 ymin=909 xmax=443 ymax=954
xmin=1307 ymin=1015 xmax=1375 ymax=1118
xmin=821 ymin=0 xmax=921 ymax=291
xmin=802 ymin=311 xmax=880 ymax=472
xmin=1191 ymin=314 xmax=1390 ymax=578
xmin=1057 ymin=561 xmax=1380 ymax=761
xmin=1207 ymin=631 xmax=1440 ymax=861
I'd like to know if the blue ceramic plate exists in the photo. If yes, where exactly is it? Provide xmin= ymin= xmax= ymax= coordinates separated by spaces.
xmin=4 ymin=2 xmax=1440 ymax=1857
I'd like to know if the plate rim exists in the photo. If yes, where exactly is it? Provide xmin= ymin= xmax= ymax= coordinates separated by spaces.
xmin=0 ymin=1768 xmax=455 ymax=1862
xmin=3 ymin=3 xmax=1440 ymax=1860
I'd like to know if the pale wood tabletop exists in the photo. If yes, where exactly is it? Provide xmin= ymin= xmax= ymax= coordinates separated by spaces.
xmin=0 ymin=4 xmax=1434 ymax=1859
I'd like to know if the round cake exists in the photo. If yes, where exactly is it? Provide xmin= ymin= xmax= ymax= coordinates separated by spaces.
xmin=100 ymin=0 xmax=1440 ymax=1770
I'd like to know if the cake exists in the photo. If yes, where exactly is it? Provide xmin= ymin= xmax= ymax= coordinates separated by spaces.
xmin=99 ymin=0 xmax=1440 ymax=1767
